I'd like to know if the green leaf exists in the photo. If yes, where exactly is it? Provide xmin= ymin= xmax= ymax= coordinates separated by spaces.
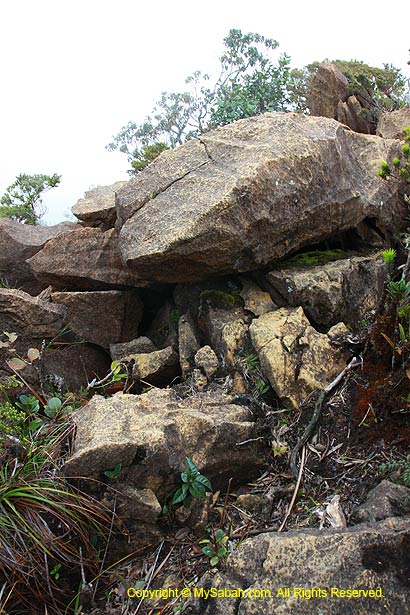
xmin=45 ymin=397 xmax=62 ymax=418
xmin=171 ymin=483 xmax=189 ymax=505
xmin=201 ymin=546 xmax=215 ymax=557
xmin=194 ymin=474 xmax=212 ymax=491
xmin=210 ymin=556 xmax=219 ymax=567
xmin=185 ymin=457 xmax=199 ymax=475
xmin=104 ymin=463 xmax=122 ymax=479
xmin=215 ymin=529 xmax=225 ymax=542
xmin=189 ymin=481 xmax=206 ymax=499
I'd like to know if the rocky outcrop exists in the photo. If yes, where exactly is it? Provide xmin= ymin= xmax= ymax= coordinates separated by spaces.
xmin=189 ymin=517 xmax=410 ymax=615
xmin=28 ymin=226 xmax=147 ymax=289
xmin=64 ymin=388 xmax=268 ymax=497
xmin=377 ymin=107 xmax=410 ymax=139
xmin=116 ymin=113 xmax=402 ymax=283
xmin=51 ymin=290 xmax=143 ymax=349
xmin=266 ymin=253 xmax=386 ymax=327
xmin=309 ymin=63 xmax=372 ymax=133
xmin=0 ymin=219 xmax=77 ymax=294
xmin=71 ymin=181 xmax=127 ymax=229
xmin=249 ymin=307 xmax=347 ymax=408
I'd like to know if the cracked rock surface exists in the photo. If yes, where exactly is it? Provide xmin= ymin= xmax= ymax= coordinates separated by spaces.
xmin=116 ymin=112 xmax=402 ymax=283
xmin=249 ymin=306 xmax=347 ymax=409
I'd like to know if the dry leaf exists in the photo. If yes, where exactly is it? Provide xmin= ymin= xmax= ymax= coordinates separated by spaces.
xmin=27 ymin=348 xmax=40 ymax=362
xmin=7 ymin=357 xmax=27 ymax=370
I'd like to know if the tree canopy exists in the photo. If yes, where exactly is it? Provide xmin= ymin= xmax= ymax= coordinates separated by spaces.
xmin=107 ymin=29 xmax=410 ymax=174
xmin=0 ymin=173 xmax=61 ymax=224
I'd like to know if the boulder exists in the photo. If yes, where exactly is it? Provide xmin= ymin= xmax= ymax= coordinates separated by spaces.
xmin=130 ymin=346 xmax=180 ymax=386
xmin=266 ymin=253 xmax=386 ymax=327
xmin=0 ymin=219 xmax=77 ymax=294
xmin=27 ymin=227 xmax=147 ymax=290
xmin=336 ymin=95 xmax=372 ymax=134
xmin=178 ymin=314 xmax=201 ymax=376
xmin=239 ymin=277 xmax=276 ymax=316
xmin=377 ymin=107 xmax=410 ymax=140
xmin=51 ymin=290 xmax=143 ymax=349
xmin=116 ymin=113 xmax=402 ymax=282
xmin=309 ymin=63 xmax=372 ymax=133
xmin=0 ymin=288 xmax=66 ymax=339
xmin=249 ymin=307 xmax=347 ymax=409
xmin=189 ymin=517 xmax=410 ymax=615
xmin=308 ymin=63 xmax=349 ymax=120
xmin=41 ymin=343 xmax=111 ymax=391
xmin=71 ymin=181 xmax=127 ymax=229
xmin=110 ymin=336 xmax=156 ymax=361
xmin=353 ymin=480 xmax=410 ymax=523
xmin=64 ymin=388 xmax=268 ymax=498
xmin=194 ymin=346 xmax=219 ymax=379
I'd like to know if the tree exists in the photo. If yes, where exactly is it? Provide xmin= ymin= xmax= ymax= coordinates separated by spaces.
xmin=107 ymin=29 xmax=295 ymax=173
xmin=0 ymin=173 xmax=61 ymax=224
xmin=107 ymin=29 xmax=410 ymax=174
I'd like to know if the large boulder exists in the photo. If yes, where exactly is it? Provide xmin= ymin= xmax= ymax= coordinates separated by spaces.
xmin=0 ymin=219 xmax=77 ymax=294
xmin=249 ymin=307 xmax=347 ymax=409
xmin=71 ymin=181 xmax=127 ymax=229
xmin=376 ymin=107 xmax=410 ymax=140
xmin=309 ymin=63 xmax=372 ymax=133
xmin=51 ymin=290 xmax=143 ymax=349
xmin=64 ymin=388 xmax=268 ymax=498
xmin=189 ymin=517 xmax=410 ymax=615
xmin=0 ymin=288 xmax=66 ymax=339
xmin=27 ymin=227 xmax=147 ymax=289
xmin=116 ymin=113 xmax=402 ymax=283
xmin=266 ymin=253 xmax=386 ymax=327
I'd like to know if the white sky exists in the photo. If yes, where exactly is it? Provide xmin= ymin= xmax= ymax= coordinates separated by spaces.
xmin=1 ymin=0 xmax=409 ymax=225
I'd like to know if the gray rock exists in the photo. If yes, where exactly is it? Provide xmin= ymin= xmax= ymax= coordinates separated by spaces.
xmin=116 ymin=113 xmax=402 ymax=282
xmin=51 ymin=290 xmax=143 ymax=349
xmin=110 ymin=336 xmax=156 ymax=360
xmin=266 ymin=253 xmax=386 ymax=327
xmin=249 ymin=307 xmax=347 ymax=409
xmin=28 ymin=227 xmax=147 ymax=290
xmin=353 ymin=479 xmax=410 ymax=523
xmin=0 ymin=288 xmax=66 ymax=339
xmin=189 ymin=517 xmax=410 ymax=615
xmin=377 ymin=107 xmax=410 ymax=140
xmin=64 ymin=388 xmax=268 ymax=498
xmin=71 ymin=182 xmax=127 ymax=229
xmin=0 ymin=219 xmax=77 ymax=294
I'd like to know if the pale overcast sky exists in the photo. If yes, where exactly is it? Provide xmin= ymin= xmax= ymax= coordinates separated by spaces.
xmin=1 ymin=0 xmax=409 ymax=225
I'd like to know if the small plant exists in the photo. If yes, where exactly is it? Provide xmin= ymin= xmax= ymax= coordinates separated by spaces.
xmin=382 ymin=248 xmax=397 ymax=278
xmin=379 ymin=459 xmax=410 ymax=488
xmin=86 ymin=360 xmax=128 ymax=392
xmin=103 ymin=463 xmax=122 ymax=479
xmin=163 ymin=457 xmax=212 ymax=514
xmin=199 ymin=527 xmax=230 ymax=567
xmin=379 ymin=127 xmax=410 ymax=184
xmin=387 ymin=279 xmax=410 ymax=301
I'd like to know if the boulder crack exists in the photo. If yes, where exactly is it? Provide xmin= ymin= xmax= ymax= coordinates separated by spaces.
xmin=198 ymin=138 xmax=215 ymax=162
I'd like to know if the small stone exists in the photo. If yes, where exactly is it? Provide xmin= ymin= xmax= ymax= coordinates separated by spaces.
xmin=194 ymin=346 xmax=219 ymax=378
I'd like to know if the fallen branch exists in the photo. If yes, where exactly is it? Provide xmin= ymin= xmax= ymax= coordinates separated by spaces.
xmin=290 ymin=357 xmax=361 ymax=479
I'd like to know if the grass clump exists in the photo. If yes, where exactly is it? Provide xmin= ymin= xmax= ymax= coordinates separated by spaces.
xmin=0 ymin=400 xmax=110 ymax=614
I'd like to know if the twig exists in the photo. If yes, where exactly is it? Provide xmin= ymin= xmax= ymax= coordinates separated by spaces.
xmin=92 ymin=495 xmax=117 ymax=600
xmin=132 ymin=540 xmax=165 ymax=615
xmin=290 ymin=357 xmax=360 ymax=478
xmin=278 ymin=447 xmax=306 ymax=532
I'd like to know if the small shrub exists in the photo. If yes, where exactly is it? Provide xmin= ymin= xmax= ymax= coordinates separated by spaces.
xmin=163 ymin=457 xmax=212 ymax=514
